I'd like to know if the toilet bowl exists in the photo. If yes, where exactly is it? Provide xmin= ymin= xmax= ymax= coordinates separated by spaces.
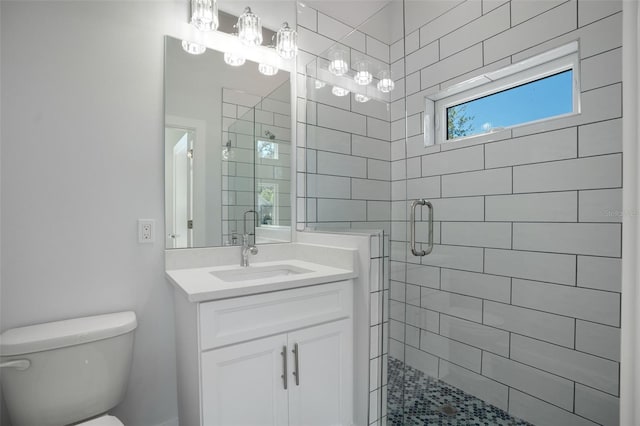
xmin=0 ymin=311 xmax=137 ymax=426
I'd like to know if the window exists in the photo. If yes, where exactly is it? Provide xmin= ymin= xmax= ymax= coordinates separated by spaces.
xmin=426 ymin=42 xmax=580 ymax=145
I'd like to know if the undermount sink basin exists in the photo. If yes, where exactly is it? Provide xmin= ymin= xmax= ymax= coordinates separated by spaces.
xmin=210 ymin=264 xmax=314 ymax=282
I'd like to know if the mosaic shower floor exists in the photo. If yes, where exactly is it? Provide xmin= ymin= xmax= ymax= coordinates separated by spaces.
xmin=387 ymin=358 xmax=533 ymax=426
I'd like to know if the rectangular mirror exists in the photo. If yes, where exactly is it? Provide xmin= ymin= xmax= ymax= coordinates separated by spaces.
xmin=164 ymin=35 xmax=292 ymax=249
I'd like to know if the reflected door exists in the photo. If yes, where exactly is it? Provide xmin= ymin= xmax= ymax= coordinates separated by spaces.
xmin=166 ymin=128 xmax=194 ymax=248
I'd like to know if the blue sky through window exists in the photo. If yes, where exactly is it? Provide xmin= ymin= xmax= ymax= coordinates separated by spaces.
xmin=447 ymin=70 xmax=573 ymax=139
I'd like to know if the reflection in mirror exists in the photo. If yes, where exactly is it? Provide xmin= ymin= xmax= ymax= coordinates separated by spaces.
xmin=164 ymin=35 xmax=291 ymax=249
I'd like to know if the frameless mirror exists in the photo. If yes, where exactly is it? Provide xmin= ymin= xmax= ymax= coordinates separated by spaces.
xmin=164 ymin=35 xmax=292 ymax=249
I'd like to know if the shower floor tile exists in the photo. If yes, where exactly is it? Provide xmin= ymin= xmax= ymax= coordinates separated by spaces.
xmin=387 ymin=357 xmax=533 ymax=426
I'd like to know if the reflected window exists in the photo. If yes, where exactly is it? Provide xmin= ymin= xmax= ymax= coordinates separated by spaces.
xmin=257 ymin=182 xmax=278 ymax=225
xmin=257 ymin=140 xmax=279 ymax=159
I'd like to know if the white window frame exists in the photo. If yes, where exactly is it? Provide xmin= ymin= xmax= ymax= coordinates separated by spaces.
xmin=425 ymin=41 xmax=581 ymax=146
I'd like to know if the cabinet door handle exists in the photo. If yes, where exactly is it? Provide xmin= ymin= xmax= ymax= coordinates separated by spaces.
xmin=292 ymin=343 xmax=300 ymax=386
xmin=281 ymin=346 xmax=288 ymax=390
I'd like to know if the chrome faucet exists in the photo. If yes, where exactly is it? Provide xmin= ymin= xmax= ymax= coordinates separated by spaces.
xmin=241 ymin=210 xmax=259 ymax=267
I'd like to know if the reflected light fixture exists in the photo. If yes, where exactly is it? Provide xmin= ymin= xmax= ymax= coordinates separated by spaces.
xmin=182 ymin=40 xmax=206 ymax=55
xmin=328 ymin=50 xmax=349 ymax=76
xmin=315 ymin=80 xmax=326 ymax=89
xmin=224 ymin=29 xmax=246 ymax=67
xmin=354 ymin=62 xmax=373 ymax=85
xmin=224 ymin=52 xmax=246 ymax=66
xmin=258 ymin=62 xmax=278 ymax=76
xmin=276 ymin=22 xmax=298 ymax=59
xmin=222 ymin=140 xmax=235 ymax=160
xmin=190 ymin=0 xmax=219 ymax=31
xmin=354 ymin=93 xmax=370 ymax=103
xmin=332 ymin=86 xmax=350 ymax=97
xmin=237 ymin=7 xmax=263 ymax=46
xmin=377 ymin=69 xmax=395 ymax=93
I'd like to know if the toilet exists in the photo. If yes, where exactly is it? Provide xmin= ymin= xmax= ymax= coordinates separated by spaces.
xmin=0 ymin=311 xmax=137 ymax=426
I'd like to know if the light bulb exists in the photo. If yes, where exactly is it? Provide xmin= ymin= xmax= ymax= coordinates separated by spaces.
xmin=332 ymin=86 xmax=349 ymax=97
xmin=182 ymin=40 xmax=206 ymax=55
xmin=328 ymin=50 xmax=349 ymax=76
xmin=354 ymin=93 xmax=370 ymax=103
xmin=377 ymin=70 xmax=395 ymax=93
xmin=314 ymin=80 xmax=326 ymax=89
xmin=354 ymin=62 xmax=372 ymax=85
xmin=190 ymin=0 xmax=219 ymax=31
xmin=224 ymin=52 xmax=246 ymax=67
xmin=276 ymin=22 xmax=298 ymax=59
xmin=258 ymin=63 xmax=279 ymax=76
xmin=238 ymin=7 xmax=262 ymax=46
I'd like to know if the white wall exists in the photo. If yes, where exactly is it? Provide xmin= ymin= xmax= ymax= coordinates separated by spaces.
xmin=1 ymin=2 xmax=189 ymax=425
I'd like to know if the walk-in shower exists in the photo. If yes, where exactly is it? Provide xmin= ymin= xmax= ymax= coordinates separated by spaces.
xmin=296 ymin=0 xmax=623 ymax=425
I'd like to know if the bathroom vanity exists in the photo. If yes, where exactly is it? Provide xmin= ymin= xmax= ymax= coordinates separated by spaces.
xmin=167 ymin=243 xmax=358 ymax=426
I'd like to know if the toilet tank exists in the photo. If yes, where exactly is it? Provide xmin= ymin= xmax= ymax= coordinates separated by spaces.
xmin=0 ymin=311 xmax=137 ymax=426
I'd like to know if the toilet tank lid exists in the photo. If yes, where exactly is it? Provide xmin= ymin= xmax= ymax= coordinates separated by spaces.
xmin=0 ymin=311 xmax=137 ymax=356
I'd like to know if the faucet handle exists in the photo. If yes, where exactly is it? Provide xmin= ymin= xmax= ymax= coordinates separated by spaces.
xmin=249 ymin=246 xmax=258 ymax=255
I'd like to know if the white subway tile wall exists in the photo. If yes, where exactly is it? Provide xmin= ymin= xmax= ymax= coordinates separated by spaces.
xmin=297 ymin=1 xmax=622 ymax=425
xmin=386 ymin=1 xmax=622 ymax=425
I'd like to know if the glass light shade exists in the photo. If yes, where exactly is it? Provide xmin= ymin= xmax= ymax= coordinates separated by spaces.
xmin=276 ymin=22 xmax=298 ymax=59
xmin=354 ymin=62 xmax=373 ymax=85
xmin=328 ymin=50 xmax=349 ymax=76
xmin=377 ymin=70 xmax=395 ymax=93
xmin=238 ymin=7 xmax=263 ymax=46
xmin=354 ymin=93 xmax=370 ymax=103
xmin=332 ymin=86 xmax=350 ymax=97
xmin=182 ymin=40 xmax=206 ymax=55
xmin=314 ymin=80 xmax=326 ymax=89
xmin=224 ymin=52 xmax=246 ymax=67
xmin=190 ymin=0 xmax=219 ymax=31
xmin=258 ymin=63 xmax=279 ymax=76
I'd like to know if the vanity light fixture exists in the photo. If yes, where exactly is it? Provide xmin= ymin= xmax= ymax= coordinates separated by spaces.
xmin=332 ymin=86 xmax=350 ymax=97
xmin=354 ymin=61 xmax=373 ymax=85
xmin=181 ymin=40 xmax=207 ymax=55
xmin=315 ymin=80 xmax=326 ymax=89
xmin=276 ymin=22 xmax=298 ymax=59
xmin=328 ymin=50 xmax=349 ymax=76
xmin=354 ymin=93 xmax=370 ymax=103
xmin=377 ymin=69 xmax=395 ymax=93
xmin=190 ymin=0 xmax=219 ymax=31
xmin=237 ymin=7 xmax=263 ymax=46
xmin=258 ymin=62 xmax=278 ymax=76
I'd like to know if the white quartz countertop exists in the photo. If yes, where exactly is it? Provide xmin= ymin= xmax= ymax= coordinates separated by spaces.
xmin=166 ymin=243 xmax=358 ymax=302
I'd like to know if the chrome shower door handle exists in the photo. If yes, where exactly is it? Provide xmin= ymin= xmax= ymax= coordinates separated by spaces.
xmin=410 ymin=199 xmax=434 ymax=257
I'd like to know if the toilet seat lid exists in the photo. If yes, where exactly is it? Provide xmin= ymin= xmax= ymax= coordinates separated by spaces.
xmin=77 ymin=415 xmax=124 ymax=426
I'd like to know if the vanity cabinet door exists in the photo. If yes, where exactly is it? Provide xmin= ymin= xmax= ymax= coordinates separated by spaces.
xmin=201 ymin=334 xmax=289 ymax=426
xmin=287 ymin=319 xmax=353 ymax=426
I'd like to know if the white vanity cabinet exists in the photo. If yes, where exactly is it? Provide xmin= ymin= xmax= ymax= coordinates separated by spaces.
xmin=173 ymin=280 xmax=354 ymax=426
